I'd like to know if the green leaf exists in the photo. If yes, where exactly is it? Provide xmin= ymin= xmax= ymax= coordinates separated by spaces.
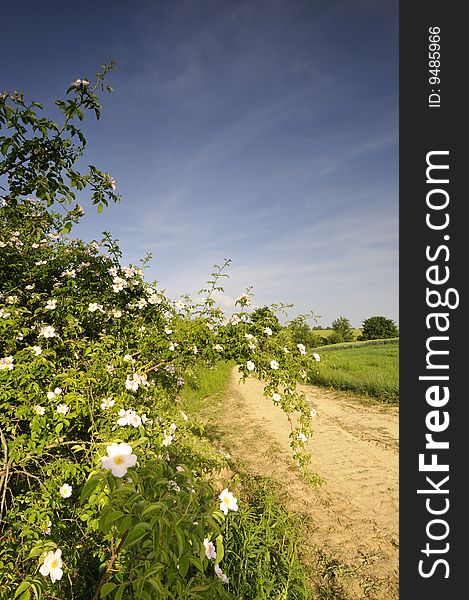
xmin=146 ymin=578 xmax=164 ymax=595
xmin=215 ymin=534 xmax=224 ymax=564
xmin=174 ymin=527 xmax=184 ymax=557
xmin=14 ymin=581 xmax=30 ymax=598
xmin=179 ymin=556 xmax=189 ymax=577
xmin=100 ymin=582 xmax=116 ymax=597
xmin=101 ymin=510 xmax=124 ymax=533
xmin=115 ymin=584 xmax=125 ymax=600
xmin=80 ymin=474 xmax=102 ymax=503
xmin=122 ymin=524 xmax=148 ymax=549
xmin=141 ymin=502 xmax=163 ymax=517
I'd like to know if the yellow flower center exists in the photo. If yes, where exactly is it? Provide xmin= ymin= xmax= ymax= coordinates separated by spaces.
xmin=114 ymin=455 xmax=125 ymax=465
xmin=51 ymin=559 xmax=58 ymax=569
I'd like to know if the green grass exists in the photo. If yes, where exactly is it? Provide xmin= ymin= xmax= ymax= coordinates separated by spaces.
xmin=309 ymin=339 xmax=399 ymax=403
xmin=312 ymin=328 xmax=362 ymax=340
xmin=180 ymin=360 xmax=234 ymax=411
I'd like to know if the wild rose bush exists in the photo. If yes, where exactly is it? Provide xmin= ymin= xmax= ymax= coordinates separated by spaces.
xmin=0 ymin=66 xmax=317 ymax=599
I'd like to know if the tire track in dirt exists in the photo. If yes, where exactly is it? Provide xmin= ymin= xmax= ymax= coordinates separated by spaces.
xmin=220 ymin=368 xmax=399 ymax=599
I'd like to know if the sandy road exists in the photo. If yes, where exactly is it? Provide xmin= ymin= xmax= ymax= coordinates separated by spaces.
xmin=219 ymin=369 xmax=399 ymax=599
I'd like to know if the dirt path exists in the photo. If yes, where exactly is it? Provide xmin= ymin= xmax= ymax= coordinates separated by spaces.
xmin=218 ymin=369 xmax=399 ymax=599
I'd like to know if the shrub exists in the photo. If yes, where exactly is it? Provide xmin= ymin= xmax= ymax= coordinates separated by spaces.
xmin=360 ymin=316 xmax=399 ymax=340
xmin=0 ymin=65 xmax=318 ymax=599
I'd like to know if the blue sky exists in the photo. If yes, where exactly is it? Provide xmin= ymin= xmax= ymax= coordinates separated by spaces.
xmin=1 ymin=0 xmax=398 ymax=327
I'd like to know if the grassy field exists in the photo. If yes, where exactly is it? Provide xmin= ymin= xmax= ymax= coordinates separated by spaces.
xmin=309 ymin=338 xmax=399 ymax=403
xmin=312 ymin=328 xmax=362 ymax=340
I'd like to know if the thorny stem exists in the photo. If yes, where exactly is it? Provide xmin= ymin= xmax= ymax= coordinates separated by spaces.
xmin=0 ymin=428 xmax=10 ymax=526
xmin=92 ymin=530 xmax=128 ymax=600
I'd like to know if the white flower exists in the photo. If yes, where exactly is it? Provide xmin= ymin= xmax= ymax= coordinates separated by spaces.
xmin=31 ymin=346 xmax=42 ymax=356
xmin=47 ymin=388 xmax=62 ymax=400
xmin=270 ymin=360 xmax=279 ymax=370
xmin=310 ymin=408 xmax=317 ymax=417
xmin=125 ymin=373 xmax=149 ymax=392
xmin=61 ymin=269 xmax=76 ymax=278
xmin=203 ymin=538 xmax=217 ymax=560
xmin=312 ymin=353 xmax=321 ymax=362
xmin=230 ymin=315 xmax=241 ymax=325
xmin=162 ymin=432 xmax=173 ymax=447
xmin=297 ymin=343 xmax=307 ymax=355
xmin=214 ymin=344 xmax=224 ymax=352
xmin=106 ymin=364 xmax=115 ymax=375
xmin=192 ymin=345 xmax=199 ymax=354
xmin=101 ymin=443 xmax=137 ymax=477
xmin=219 ymin=488 xmax=238 ymax=515
xmin=169 ymin=423 xmax=177 ymax=434
xmin=246 ymin=360 xmax=255 ymax=372
xmin=168 ymin=480 xmax=180 ymax=492
xmin=112 ymin=276 xmax=127 ymax=292
xmin=236 ymin=293 xmax=251 ymax=306
xmin=36 ymin=260 xmax=47 ymax=266
xmin=123 ymin=354 xmax=134 ymax=362
xmin=34 ymin=405 xmax=45 ymax=415
xmin=59 ymin=483 xmax=72 ymax=498
xmin=297 ymin=432 xmax=308 ymax=443
xmin=25 ymin=283 xmax=35 ymax=289
xmin=111 ymin=309 xmax=122 ymax=318
xmin=283 ymin=347 xmax=290 ymax=354
xmin=129 ymin=412 xmax=142 ymax=428
xmin=264 ymin=327 xmax=273 ymax=336
xmin=43 ymin=520 xmax=52 ymax=535
xmin=215 ymin=563 xmax=229 ymax=584
xmin=176 ymin=465 xmax=184 ymax=472
xmin=117 ymin=409 xmax=131 ymax=426
xmin=164 ymin=327 xmax=173 ymax=335
xmin=6 ymin=295 xmax=18 ymax=304
xmin=0 ymin=356 xmax=14 ymax=371
xmin=56 ymin=403 xmax=69 ymax=415
xmin=0 ymin=309 xmax=11 ymax=318
xmin=180 ymin=411 xmax=189 ymax=421
xmin=272 ymin=393 xmax=281 ymax=403
xmin=136 ymin=298 xmax=147 ymax=309
xmin=39 ymin=325 xmax=56 ymax=338
xmin=125 ymin=375 xmax=139 ymax=391
xmin=88 ymin=302 xmax=103 ymax=312
xmin=300 ymin=369 xmax=307 ymax=380
xmin=106 ymin=174 xmax=116 ymax=191
xmin=148 ymin=293 xmax=162 ymax=304
xmin=45 ymin=299 xmax=57 ymax=310
xmin=39 ymin=549 xmax=63 ymax=583
xmin=100 ymin=397 xmax=115 ymax=410
xmin=108 ymin=266 xmax=118 ymax=277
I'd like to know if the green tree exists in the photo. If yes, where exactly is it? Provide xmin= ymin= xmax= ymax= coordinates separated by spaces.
xmin=361 ymin=316 xmax=399 ymax=340
xmin=330 ymin=315 xmax=355 ymax=344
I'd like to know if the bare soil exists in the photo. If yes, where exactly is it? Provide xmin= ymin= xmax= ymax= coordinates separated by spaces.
xmin=215 ymin=369 xmax=399 ymax=599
